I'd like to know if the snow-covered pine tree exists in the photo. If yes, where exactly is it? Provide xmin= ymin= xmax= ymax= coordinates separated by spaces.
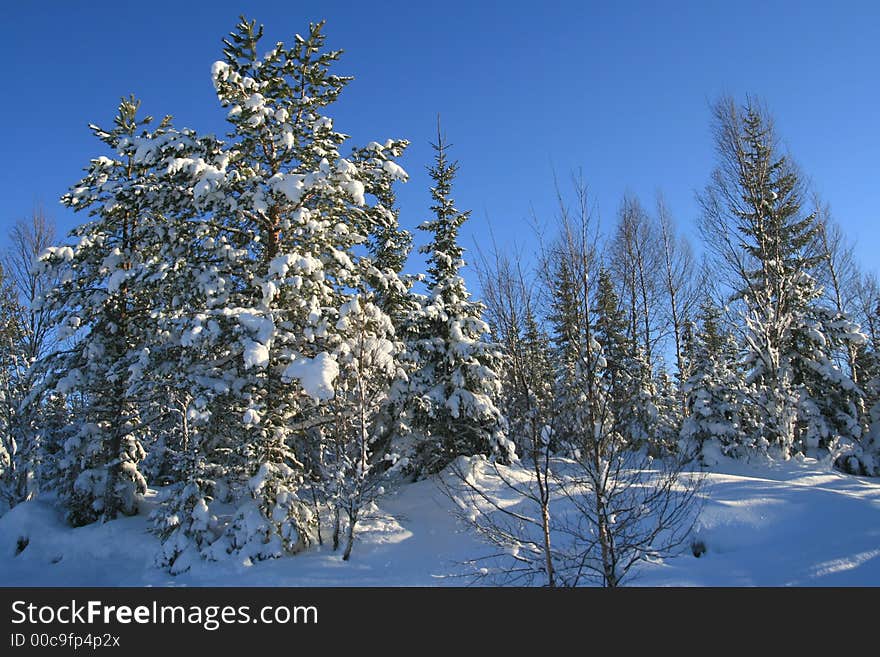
xmin=787 ymin=304 xmax=865 ymax=453
xmin=141 ymin=17 xmax=411 ymax=563
xmin=406 ymin=127 xmax=512 ymax=475
xmin=151 ymin=392 xmax=220 ymax=574
xmin=36 ymin=88 xmax=228 ymax=541
xmin=131 ymin=127 xmax=250 ymax=569
xmin=592 ymin=268 xmax=630 ymax=404
xmin=38 ymin=97 xmax=184 ymax=525
xmin=837 ymin=372 xmax=880 ymax=476
xmin=592 ymin=267 xmax=635 ymax=430
xmin=699 ymin=97 xmax=864 ymax=458
xmin=680 ymin=298 xmax=754 ymax=463
xmin=350 ymin=141 xmax=413 ymax=322
xmin=347 ymin=140 xmax=416 ymax=470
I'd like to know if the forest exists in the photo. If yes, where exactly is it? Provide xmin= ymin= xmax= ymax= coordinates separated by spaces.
xmin=1 ymin=17 xmax=878 ymax=587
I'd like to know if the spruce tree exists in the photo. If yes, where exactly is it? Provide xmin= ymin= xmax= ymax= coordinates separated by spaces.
xmin=836 ymin=313 xmax=880 ymax=475
xmin=592 ymin=268 xmax=630 ymax=400
xmin=406 ymin=127 xmax=512 ymax=474
xmin=547 ymin=250 xmax=584 ymax=452
xmin=350 ymin=142 xmax=413 ymax=321
xmin=592 ymin=267 xmax=659 ymax=451
xmin=837 ymin=374 xmax=880 ymax=476
xmin=654 ymin=367 xmax=682 ymax=452
xmin=513 ymin=307 xmax=555 ymax=450
xmin=699 ymin=97 xmax=864 ymax=458
xmin=680 ymin=299 xmax=754 ymax=463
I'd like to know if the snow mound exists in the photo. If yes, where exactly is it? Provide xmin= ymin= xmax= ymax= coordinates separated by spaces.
xmin=283 ymin=352 xmax=339 ymax=401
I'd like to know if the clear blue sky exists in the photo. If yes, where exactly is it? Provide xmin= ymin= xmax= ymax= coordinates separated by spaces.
xmin=1 ymin=0 xmax=878 ymax=284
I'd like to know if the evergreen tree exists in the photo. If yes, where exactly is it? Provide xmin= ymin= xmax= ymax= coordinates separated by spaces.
xmin=40 ymin=17 xmax=412 ymax=566
xmin=680 ymin=299 xmax=754 ymax=463
xmin=41 ymin=92 xmax=223 ymax=534
xmin=592 ymin=268 xmax=630 ymax=401
xmin=151 ymin=392 xmax=220 ymax=574
xmin=699 ymin=97 xmax=864 ymax=458
xmin=513 ymin=308 xmax=555 ymax=448
xmin=837 ymin=374 xmax=880 ymax=476
xmin=546 ymin=245 xmax=586 ymax=452
xmin=836 ymin=307 xmax=880 ymax=475
xmin=654 ymin=367 xmax=682 ymax=452
xmin=592 ymin=267 xmax=659 ymax=451
xmin=350 ymin=142 xmax=413 ymax=321
xmin=39 ymin=97 xmax=178 ymax=525
xmin=406 ymin=127 xmax=512 ymax=474
xmin=347 ymin=141 xmax=417 ymax=470
xmin=152 ymin=18 xmax=410 ymax=564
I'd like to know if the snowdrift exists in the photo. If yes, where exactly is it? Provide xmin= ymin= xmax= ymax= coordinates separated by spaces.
xmin=1 ymin=456 xmax=878 ymax=586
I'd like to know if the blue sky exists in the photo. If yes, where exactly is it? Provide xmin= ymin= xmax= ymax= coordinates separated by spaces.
xmin=1 ymin=0 xmax=878 ymax=284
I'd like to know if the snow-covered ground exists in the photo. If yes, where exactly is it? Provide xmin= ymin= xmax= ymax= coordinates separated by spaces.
xmin=1 ymin=456 xmax=878 ymax=586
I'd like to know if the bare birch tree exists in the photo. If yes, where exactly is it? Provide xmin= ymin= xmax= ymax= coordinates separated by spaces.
xmin=0 ymin=209 xmax=59 ymax=505
xmin=447 ymin=179 xmax=701 ymax=587
xmin=656 ymin=195 xmax=698 ymax=405
xmin=813 ymin=200 xmax=863 ymax=386
xmin=609 ymin=195 xmax=664 ymax=369
xmin=4 ymin=208 xmax=58 ymax=361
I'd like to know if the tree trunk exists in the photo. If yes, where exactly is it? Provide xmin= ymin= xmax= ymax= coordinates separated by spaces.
xmin=332 ymin=506 xmax=341 ymax=551
xmin=342 ymin=513 xmax=355 ymax=561
xmin=310 ymin=487 xmax=323 ymax=547
xmin=530 ymin=424 xmax=556 ymax=588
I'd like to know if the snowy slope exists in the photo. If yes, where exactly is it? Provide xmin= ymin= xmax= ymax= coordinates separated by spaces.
xmin=1 ymin=457 xmax=878 ymax=586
